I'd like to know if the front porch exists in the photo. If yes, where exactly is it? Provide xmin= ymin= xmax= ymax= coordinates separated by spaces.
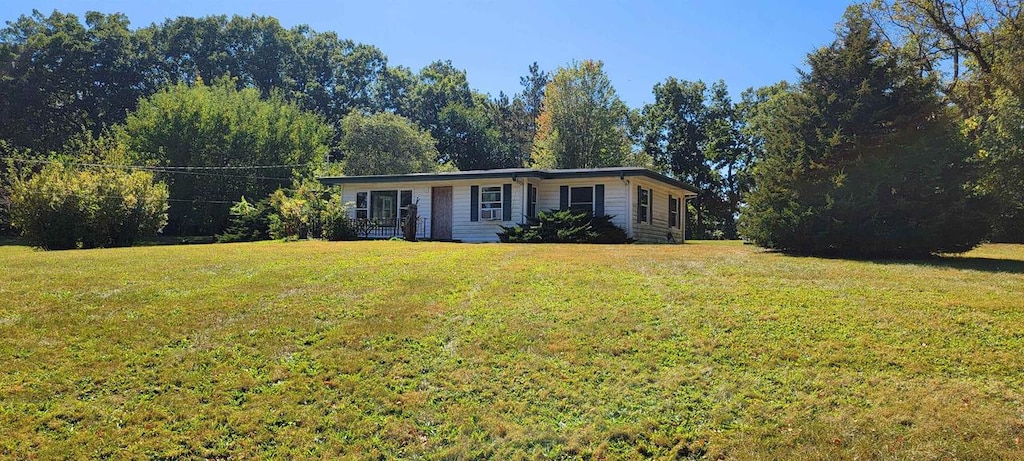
xmin=353 ymin=216 xmax=430 ymax=240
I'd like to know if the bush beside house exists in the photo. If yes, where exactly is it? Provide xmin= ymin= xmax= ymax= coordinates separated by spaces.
xmin=498 ymin=209 xmax=632 ymax=244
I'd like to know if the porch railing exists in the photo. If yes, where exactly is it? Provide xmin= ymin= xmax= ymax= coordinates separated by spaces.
xmin=354 ymin=217 xmax=428 ymax=239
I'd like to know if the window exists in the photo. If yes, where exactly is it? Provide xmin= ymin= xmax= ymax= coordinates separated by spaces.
xmin=671 ymin=193 xmax=679 ymax=227
xmin=569 ymin=186 xmax=594 ymax=213
xmin=363 ymin=189 xmax=413 ymax=224
xmin=637 ymin=186 xmax=650 ymax=224
xmin=480 ymin=186 xmax=502 ymax=220
xmin=527 ymin=184 xmax=538 ymax=218
xmin=355 ymin=191 xmax=368 ymax=219
xmin=371 ymin=191 xmax=398 ymax=224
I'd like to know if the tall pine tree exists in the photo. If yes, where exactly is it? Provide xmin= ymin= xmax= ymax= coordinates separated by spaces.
xmin=740 ymin=6 xmax=987 ymax=258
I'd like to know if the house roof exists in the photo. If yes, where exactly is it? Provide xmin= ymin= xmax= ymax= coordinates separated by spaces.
xmin=318 ymin=167 xmax=699 ymax=195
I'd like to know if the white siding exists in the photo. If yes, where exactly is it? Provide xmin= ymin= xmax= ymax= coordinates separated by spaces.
xmin=533 ymin=178 xmax=629 ymax=230
xmin=335 ymin=174 xmax=691 ymax=243
xmin=627 ymin=178 xmax=688 ymax=244
xmin=339 ymin=179 xmax=524 ymax=242
xmin=451 ymin=181 xmax=524 ymax=242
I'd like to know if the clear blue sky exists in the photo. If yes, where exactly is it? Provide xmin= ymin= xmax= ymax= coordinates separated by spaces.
xmin=1 ymin=0 xmax=852 ymax=107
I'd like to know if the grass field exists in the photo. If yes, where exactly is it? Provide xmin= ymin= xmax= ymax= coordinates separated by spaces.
xmin=1 ymin=240 xmax=1023 ymax=460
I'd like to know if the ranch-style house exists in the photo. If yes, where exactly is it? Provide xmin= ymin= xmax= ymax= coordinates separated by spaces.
xmin=318 ymin=167 xmax=699 ymax=243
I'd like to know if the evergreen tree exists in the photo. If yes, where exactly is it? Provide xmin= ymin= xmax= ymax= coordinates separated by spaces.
xmin=740 ymin=7 xmax=987 ymax=258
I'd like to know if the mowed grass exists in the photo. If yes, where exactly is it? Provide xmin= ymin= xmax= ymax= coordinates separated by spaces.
xmin=1 ymin=241 xmax=1023 ymax=460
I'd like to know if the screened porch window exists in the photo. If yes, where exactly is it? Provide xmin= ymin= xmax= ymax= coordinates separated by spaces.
xmin=355 ymin=191 xmax=369 ymax=219
xmin=364 ymin=190 xmax=413 ymax=224
xmin=400 ymin=190 xmax=413 ymax=222
xmin=371 ymin=191 xmax=398 ymax=224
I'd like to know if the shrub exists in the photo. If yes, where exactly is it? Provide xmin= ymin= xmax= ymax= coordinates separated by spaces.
xmin=216 ymin=196 xmax=271 ymax=243
xmin=498 ymin=209 xmax=632 ymax=244
xmin=123 ymin=78 xmax=332 ymax=236
xmin=0 ymin=179 xmax=14 ymax=237
xmin=8 ymin=163 xmax=168 ymax=250
xmin=267 ymin=182 xmax=356 ymax=241
xmin=320 ymin=194 xmax=358 ymax=241
xmin=268 ymin=188 xmax=307 ymax=240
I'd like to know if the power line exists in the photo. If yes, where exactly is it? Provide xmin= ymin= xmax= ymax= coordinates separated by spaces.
xmin=167 ymin=198 xmax=236 ymax=204
xmin=2 ymin=157 xmax=314 ymax=171
xmin=2 ymin=157 xmax=299 ymax=181
xmin=92 ymin=196 xmax=237 ymax=204
xmin=142 ymin=168 xmax=293 ymax=181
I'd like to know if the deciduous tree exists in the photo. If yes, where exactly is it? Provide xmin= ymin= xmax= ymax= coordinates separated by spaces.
xmin=870 ymin=0 xmax=1024 ymax=241
xmin=123 ymin=78 xmax=331 ymax=235
xmin=531 ymin=60 xmax=631 ymax=169
xmin=338 ymin=111 xmax=439 ymax=176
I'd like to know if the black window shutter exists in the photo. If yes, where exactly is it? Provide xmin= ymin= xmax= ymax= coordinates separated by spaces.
xmin=502 ymin=183 xmax=512 ymax=221
xmin=648 ymin=189 xmax=653 ymax=224
xmin=669 ymin=194 xmax=675 ymax=227
xmin=636 ymin=185 xmax=643 ymax=223
xmin=470 ymin=185 xmax=479 ymax=222
xmin=559 ymin=186 xmax=569 ymax=210
xmin=675 ymin=196 xmax=680 ymax=227
xmin=594 ymin=184 xmax=605 ymax=216
xmin=528 ymin=185 xmax=536 ymax=217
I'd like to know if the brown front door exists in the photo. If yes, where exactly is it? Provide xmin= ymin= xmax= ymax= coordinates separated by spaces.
xmin=431 ymin=186 xmax=453 ymax=240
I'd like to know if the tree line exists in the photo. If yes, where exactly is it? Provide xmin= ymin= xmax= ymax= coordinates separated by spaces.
xmin=1 ymin=3 xmax=1022 ymax=255
xmin=0 ymin=9 xmax=758 ymax=239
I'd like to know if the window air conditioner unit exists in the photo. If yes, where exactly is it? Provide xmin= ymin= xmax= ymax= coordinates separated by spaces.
xmin=481 ymin=209 xmax=501 ymax=220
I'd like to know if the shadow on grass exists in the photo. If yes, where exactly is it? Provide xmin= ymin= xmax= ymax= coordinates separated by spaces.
xmin=0 ymin=235 xmax=218 ymax=248
xmin=0 ymin=236 xmax=25 ymax=246
xmin=763 ymin=246 xmax=1024 ymax=274
xmin=135 ymin=235 xmax=217 ymax=246
xmin=874 ymin=256 xmax=1024 ymax=274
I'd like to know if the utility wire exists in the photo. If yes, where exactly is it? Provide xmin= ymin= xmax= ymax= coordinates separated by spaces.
xmin=2 ymin=157 xmax=299 ymax=181
xmin=2 ymin=157 xmax=314 ymax=170
xmin=91 ymin=196 xmax=237 ymax=204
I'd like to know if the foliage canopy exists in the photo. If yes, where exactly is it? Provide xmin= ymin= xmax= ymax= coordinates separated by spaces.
xmin=123 ymin=78 xmax=332 ymax=235
xmin=740 ymin=7 xmax=987 ymax=257
xmin=531 ymin=60 xmax=632 ymax=169
xmin=8 ymin=162 xmax=168 ymax=249
xmin=338 ymin=111 xmax=440 ymax=176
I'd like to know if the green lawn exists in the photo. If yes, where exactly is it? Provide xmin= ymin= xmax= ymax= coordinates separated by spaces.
xmin=1 ymin=241 xmax=1023 ymax=460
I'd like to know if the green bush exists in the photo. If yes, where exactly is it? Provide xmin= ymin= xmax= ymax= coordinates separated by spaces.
xmin=320 ymin=194 xmax=358 ymax=241
xmin=1 ymin=181 xmax=14 ymax=237
xmin=8 ymin=163 xmax=168 ymax=250
xmin=498 ymin=209 xmax=632 ymax=244
xmin=123 ymin=78 xmax=332 ymax=236
xmin=267 ymin=182 xmax=356 ymax=241
xmin=216 ymin=196 xmax=271 ymax=243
